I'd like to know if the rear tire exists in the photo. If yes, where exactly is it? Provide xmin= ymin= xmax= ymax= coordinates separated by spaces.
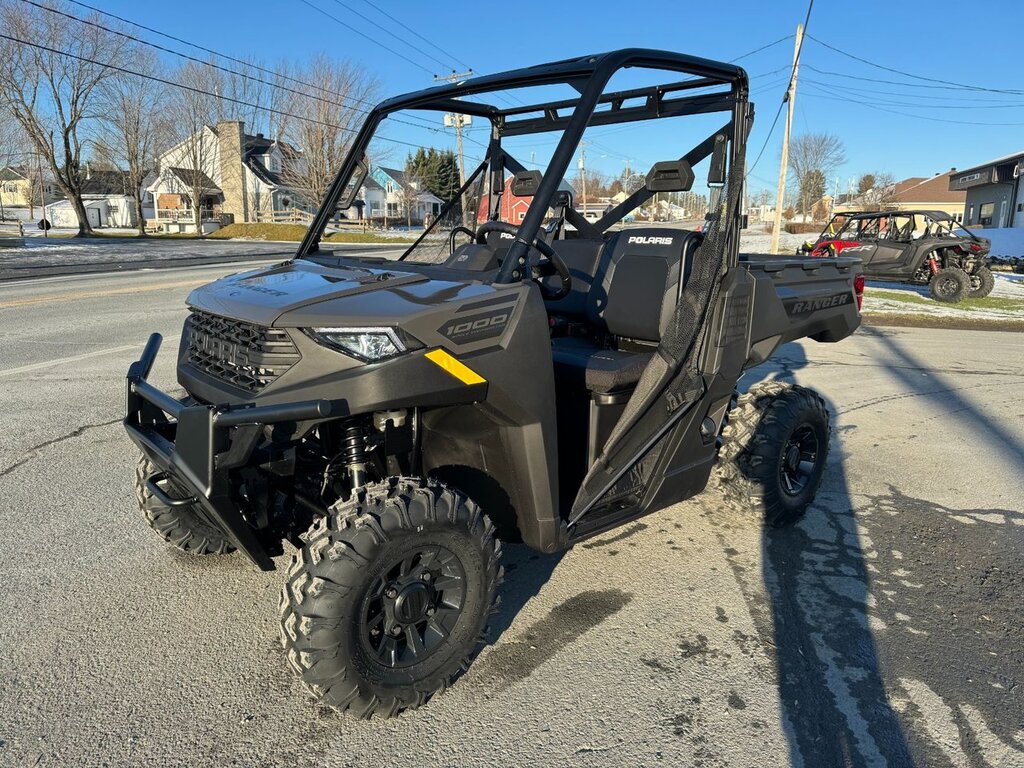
xmin=280 ymin=477 xmax=502 ymax=718
xmin=134 ymin=455 xmax=235 ymax=555
xmin=928 ymin=267 xmax=969 ymax=303
xmin=967 ymin=266 xmax=994 ymax=299
xmin=714 ymin=381 xmax=831 ymax=528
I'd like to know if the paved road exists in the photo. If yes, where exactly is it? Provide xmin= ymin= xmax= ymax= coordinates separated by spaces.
xmin=0 ymin=236 xmax=407 ymax=281
xmin=1 ymin=264 xmax=1022 ymax=767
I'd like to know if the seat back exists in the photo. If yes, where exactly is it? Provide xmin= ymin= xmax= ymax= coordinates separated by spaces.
xmin=543 ymin=238 xmax=605 ymax=317
xmin=586 ymin=228 xmax=701 ymax=342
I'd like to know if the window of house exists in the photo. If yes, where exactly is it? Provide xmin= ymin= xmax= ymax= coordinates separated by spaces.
xmin=387 ymin=202 xmax=398 ymax=216
xmin=979 ymin=202 xmax=995 ymax=226
xmin=386 ymin=183 xmax=394 ymax=194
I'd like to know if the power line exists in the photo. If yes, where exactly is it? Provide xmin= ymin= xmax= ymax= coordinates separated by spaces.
xmin=364 ymin=0 xmax=473 ymax=72
xmin=296 ymin=0 xmax=433 ymax=75
xmin=730 ymin=34 xmax=794 ymax=62
xmin=806 ymin=34 xmax=1024 ymax=96
xmin=19 ymin=0 xmax=443 ymax=133
xmin=0 ymin=32 xmax=443 ymax=153
xmin=785 ymin=0 xmax=814 ymax=94
xmin=801 ymin=76 xmax=1024 ymax=105
xmin=800 ymin=87 xmax=1024 ymax=127
xmin=60 ymin=0 xmax=393 ymax=113
xmin=746 ymin=100 xmax=785 ymax=176
xmin=325 ymin=0 xmax=454 ymax=72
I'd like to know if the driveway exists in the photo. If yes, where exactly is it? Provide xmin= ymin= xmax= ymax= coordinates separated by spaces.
xmin=0 ymin=264 xmax=1022 ymax=767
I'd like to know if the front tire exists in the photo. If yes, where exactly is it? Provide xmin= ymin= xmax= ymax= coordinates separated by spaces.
xmin=928 ymin=267 xmax=969 ymax=303
xmin=280 ymin=477 xmax=502 ymax=718
xmin=134 ymin=456 xmax=235 ymax=555
xmin=967 ymin=266 xmax=994 ymax=299
xmin=714 ymin=382 xmax=831 ymax=527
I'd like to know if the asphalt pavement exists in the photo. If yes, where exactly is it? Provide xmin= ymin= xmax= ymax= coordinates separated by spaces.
xmin=0 ymin=261 xmax=1022 ymax=767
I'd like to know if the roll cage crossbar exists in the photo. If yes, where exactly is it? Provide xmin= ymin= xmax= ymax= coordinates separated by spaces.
xmin=297 ymin=48 xmax=751 ymax=283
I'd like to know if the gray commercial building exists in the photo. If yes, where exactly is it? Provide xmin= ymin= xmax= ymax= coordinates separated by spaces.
xmin=949 ymin=150 xmax=1024 ymax=229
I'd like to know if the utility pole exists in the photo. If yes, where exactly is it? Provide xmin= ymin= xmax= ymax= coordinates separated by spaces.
xmin=435 ymin=70 xmax=473 ymax=226
xmin=37 ymin=151 xmax=47 ymax=238
xmin=578 ymin=140 xmax=587 ymax=213
xmin=770 ymin=23 xmax=804 ymax=255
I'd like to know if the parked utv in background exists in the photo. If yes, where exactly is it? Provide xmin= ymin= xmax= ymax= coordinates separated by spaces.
xmin=800 ymin=210 xmax=992 ymax=302
xmin=124 ymin=49 xmax=863 ymax=719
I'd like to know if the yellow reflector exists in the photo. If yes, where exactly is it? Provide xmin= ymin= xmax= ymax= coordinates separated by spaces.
xmin=424 ymin=349 xmax=486 ymax=385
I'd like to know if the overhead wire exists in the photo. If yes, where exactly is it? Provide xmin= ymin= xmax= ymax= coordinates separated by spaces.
xmin=19 ymin=0 xmax=443 ymax=133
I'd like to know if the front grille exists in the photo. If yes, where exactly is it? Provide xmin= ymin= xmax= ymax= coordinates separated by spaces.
xmin=184 ymin=310 xmax=300 ymax=393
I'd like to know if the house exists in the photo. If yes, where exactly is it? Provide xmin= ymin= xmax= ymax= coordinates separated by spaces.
xmin=0 ymin=165 xmax=62 ymax=212
xmin=340 ymin=175 xmax=385 ymax=221
xmin=146 ymin=121 xmax=304 ymax=233
xmin=370 ymin=166 xmax=443 ymax=225
xmin=949 ymin=151 xmax=1024 ymax=229
xmin=44 ymin=167 xmax=138 ymax=229
xmin=836 ymin=172 xmax=966 ymax=220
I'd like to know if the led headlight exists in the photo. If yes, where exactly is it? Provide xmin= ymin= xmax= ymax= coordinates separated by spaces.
xmin=305 ymin=327 xmax=418 ymax=362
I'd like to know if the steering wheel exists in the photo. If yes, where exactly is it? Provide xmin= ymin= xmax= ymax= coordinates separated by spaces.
xmin=474 ymin=221 xmax=572 ymax=300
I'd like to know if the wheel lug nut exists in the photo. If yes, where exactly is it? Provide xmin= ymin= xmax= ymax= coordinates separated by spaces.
xmin=385 ymin=587 xmax=398 ymax=599
xmin=426 ymin=607 xmax=435 ymax=616
xmin=390 ymin=625 xmax=401 ymax=636
xmin=421 ymin=572 xmax=431 ymax=581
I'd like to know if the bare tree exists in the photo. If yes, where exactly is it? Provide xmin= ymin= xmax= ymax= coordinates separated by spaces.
xmin=93 ymin=46 xmax=169 ymax=236
xmin=788 ymin=133 xmax=846 ymax=217
xmin=0 ymin=0 xmax=126 ymax=236
xmin=279 ymin=55 xmax=377 ymax=211
xmin=860 ymin=172 xmax=900 ymax=209
xmin=164 ymin=61 xmax=223 ymax=233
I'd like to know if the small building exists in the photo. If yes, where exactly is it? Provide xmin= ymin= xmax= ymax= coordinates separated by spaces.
xmin=44 ymin=168 xmax=138 ymax=229
xmin=949 ymin=151 xmax=1024 ymax=229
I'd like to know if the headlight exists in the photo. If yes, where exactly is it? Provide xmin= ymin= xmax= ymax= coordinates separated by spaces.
xmin=305 ymin=327 xmax=418 ymax=362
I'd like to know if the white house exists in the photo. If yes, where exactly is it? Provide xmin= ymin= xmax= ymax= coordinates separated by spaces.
xmin=44 ymin=168 xmax=138 ymax=229
xmin=146 ymin=121 xmax=304 ymax=233
xmin=371 ymin=166 xmax=443 ymax=225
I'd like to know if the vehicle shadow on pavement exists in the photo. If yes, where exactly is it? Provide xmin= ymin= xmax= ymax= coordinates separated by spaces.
xmin=860 ymin=326 xmax=1024 ymax=471
xmin=486 ymin=545 xmax=565 ymax=644
xmin=752 ymin=342 xmax=914 ymax=766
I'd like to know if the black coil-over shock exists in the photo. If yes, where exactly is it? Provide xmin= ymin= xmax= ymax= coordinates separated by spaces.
xmin=342 ymin=421 xmax=368 ymax=489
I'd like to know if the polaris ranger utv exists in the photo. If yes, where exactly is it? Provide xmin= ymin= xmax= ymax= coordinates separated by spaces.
xmin=124 ymin=49 xmax=863 ymax=718
xmin=801 ymin=210 xmax=993 ymax=302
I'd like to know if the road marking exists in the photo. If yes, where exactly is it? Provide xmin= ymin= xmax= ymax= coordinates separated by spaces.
xmin=0 ymin=279 xmax=206 ymax=309
xmin=0 ymin=344 xmax=139 ymax=378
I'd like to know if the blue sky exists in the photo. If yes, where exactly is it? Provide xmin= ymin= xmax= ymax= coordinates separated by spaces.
xmin=101 ymin=0 xmax=1024 ymax=195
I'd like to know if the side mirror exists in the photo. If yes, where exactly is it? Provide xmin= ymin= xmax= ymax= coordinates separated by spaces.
xmin=338 ymin=159 xmax=368 ymax=210
xmin=708 ymin=134 xmax=727 ymax=186
xmin=646 ymin=160 xmax=694 ymax=192
xmin=511 ymin=170 xmax=543 ymax=197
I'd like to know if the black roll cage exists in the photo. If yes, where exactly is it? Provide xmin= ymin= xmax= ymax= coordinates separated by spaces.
xmin=296 ymin=48 xmax=751 ymax=283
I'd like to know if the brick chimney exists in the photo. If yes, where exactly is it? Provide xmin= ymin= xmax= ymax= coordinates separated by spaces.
xmin=217 ymin=120 xmax=249 ymax=223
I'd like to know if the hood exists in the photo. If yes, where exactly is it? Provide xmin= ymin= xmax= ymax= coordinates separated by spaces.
xmin=187 ymin=260 xmax=430 ymax=326
xmin=187 ymin=258 xmax=497 ymax=328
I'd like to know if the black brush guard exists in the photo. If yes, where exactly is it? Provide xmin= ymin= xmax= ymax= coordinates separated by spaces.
xmin=124 ymin=333 xmax=333 ymax=570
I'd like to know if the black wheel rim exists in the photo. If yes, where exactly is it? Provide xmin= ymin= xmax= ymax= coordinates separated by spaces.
xmin=937 ymin=277 xmax=959 ymax=296
xmin=779 ymin=424 xmax=819 ymax=497
xmin=360 ymin=545 xmax=467 ymax=669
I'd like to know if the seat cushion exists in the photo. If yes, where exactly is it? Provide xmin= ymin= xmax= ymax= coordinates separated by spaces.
xmin=551 ymin=336 xmax=651 ymax=394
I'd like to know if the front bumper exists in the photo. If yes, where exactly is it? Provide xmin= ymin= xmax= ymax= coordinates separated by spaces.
xmin=124 ymin=333 xmax=333 ymax=571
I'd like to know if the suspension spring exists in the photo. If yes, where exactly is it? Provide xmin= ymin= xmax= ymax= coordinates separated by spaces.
xmin=342 ymin=422 xmax=368 ymax=489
